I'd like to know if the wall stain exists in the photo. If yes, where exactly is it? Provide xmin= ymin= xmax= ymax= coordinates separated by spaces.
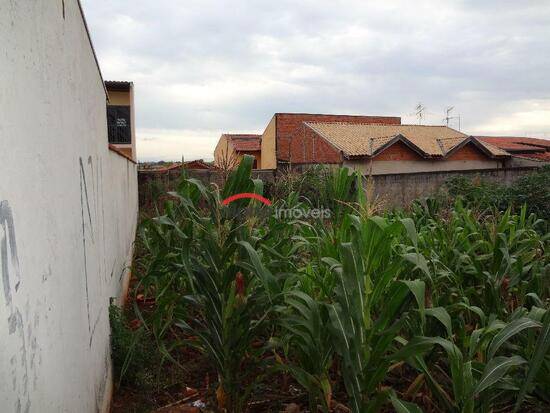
xmin=41 ymin=265 xmax=52 ymax=283
xmin=111 ymin=259 xmax=116 ymax=279
xmin=79 ymin=157 xmax=95 ymax=241
xmin=88 ymin=156 xmax=98 ymax=235
xmin=100 ymin=157 xmax=108 ymax=285
xmin=118 ymin=265 xmax=126 ymax=282
xmin=80 ymin=158 xmax=92 ymax=332
xmin=0 ymin=200 xmax=31 ymax=413
xmin=89 ymin=311 xmax=102 ymax=348
xmin=95 ymin=347 xmax=110 ymax=413
xmin=1 ymin=200 xmax=21 ymax=303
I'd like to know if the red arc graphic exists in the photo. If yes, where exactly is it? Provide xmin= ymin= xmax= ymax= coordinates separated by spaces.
xmin=221 ymin=192 xmax=272 ymax=206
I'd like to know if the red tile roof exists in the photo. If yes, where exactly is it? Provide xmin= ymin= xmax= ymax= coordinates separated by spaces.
xmin=476 ymin=136 xmax=550 ymax=152
xmin=514 ymin=152 xmax=550 ymax=161
xmin=476 ymin=136 xmax=550 ymax=162
xmin=225 ymin=134 xmax=261 ymax=151
xmin=142 ymin=159 xmax=214 ymax=173
xmin=164 ymin=159 xmax=214 ymax=170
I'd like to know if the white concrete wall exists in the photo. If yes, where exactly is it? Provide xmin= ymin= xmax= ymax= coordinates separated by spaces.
xmin=0 ymin=1 xmax=138 ymax=412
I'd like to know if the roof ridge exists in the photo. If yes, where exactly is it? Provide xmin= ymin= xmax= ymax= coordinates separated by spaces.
xmin=276 ymin=112 xmax=400 ymax=119
xmin=223 ymin=133 xmax=261 ymax=136
xmin=223 ymin=134 xmax=262 ymax=141
xmin=304 ymin=121 xmax=406 ymax=127
xmin=436 ymin=138 xmax=446 ymax=154
xmin=476 ymin=135 xmax=548 ymax=139
xmin=399 ymin=124 xmax=451 ymax=127
xmin=304 ymin=121 xmax=464 ymax=131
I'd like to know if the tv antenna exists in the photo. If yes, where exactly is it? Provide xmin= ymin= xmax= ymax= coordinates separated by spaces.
xmin=444 ymin=106 xmax=454 ymax=126
xmin=415 ymin=103 xmax=426 ymax=125
xmin=443 ymin=106 xmax=462 ymax=131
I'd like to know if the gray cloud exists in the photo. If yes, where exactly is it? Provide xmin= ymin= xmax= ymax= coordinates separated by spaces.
xmin=81 ymin=0 xmax=550 ymax=160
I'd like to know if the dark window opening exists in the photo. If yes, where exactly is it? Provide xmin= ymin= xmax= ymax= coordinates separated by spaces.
xmin=107 ymin=105 xmax=131 ymax=144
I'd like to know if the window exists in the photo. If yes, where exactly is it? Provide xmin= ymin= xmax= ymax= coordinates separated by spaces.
xmin=107 ymin=105 xmax=131 ymax=144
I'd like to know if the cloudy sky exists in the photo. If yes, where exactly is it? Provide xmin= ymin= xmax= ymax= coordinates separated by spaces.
xmin=81 ymin=0 xmax=550 ymax=161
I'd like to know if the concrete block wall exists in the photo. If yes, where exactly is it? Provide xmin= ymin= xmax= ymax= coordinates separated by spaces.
xmin=371 ymin=167 xmax=536 ymax=208
xmin=0 ymin=1 xmax=138 ymax=412
xmin=138 ymin=166 xmax=537 ymax=212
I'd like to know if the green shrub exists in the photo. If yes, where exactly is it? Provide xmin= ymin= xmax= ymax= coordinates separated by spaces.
xmin=445 ymin=175 xmax=510 ymax=211
xmin=109 ymin=305 xmax=159 ymax=390
xmin=444 ymin=166 xmax=550 ymax=220
xmin=509 ymin=165 xmax=550 ymax=220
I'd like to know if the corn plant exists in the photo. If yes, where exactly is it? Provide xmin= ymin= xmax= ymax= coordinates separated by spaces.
xmin=275 ymin=290 xmax=334 ymax=412
xmin=409 ymin=201 xmax=549 ymax=316
xmin=132 ymin=162 xmax=549 ymax=412
xmin=141 ymin=156 xmax=274 ymax=412
xmin=392 ymin=307 xmax=550 ymax=412
xmin=324 ymin=215 xmax=423 ymax=412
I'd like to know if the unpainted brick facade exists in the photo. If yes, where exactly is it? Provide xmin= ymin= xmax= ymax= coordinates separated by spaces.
xmin=290 ymin=128 xmax=497 ymax=166
xmin=274 ymin=113 xmax=402 ymax=164
xmin=288 ymin=123 xmax=342 ymax=164
xmin=257 ymin=113 xmax=506 ymax=171
xmin=372 ymin=141 xmax=424 ymax=161
xmin=447 ymin=143 xmax=489 ymax=161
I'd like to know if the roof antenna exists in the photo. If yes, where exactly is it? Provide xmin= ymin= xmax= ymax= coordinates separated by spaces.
xmin=444 ymin=106 xmax=454 ymax=126
xmin=415 ymin=103 xmax=426 ymax=125
xmin=443 ymin=106 xmax=462 ymax=130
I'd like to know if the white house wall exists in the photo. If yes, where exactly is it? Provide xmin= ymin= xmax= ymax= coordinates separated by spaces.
xmin=0 ymin=1 xmax=138 ymax=412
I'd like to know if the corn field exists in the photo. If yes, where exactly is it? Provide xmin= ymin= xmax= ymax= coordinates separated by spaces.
xmin=126 ymin=155 xmax=550 ymax=412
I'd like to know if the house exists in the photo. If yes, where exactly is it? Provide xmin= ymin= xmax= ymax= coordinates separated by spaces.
xmin=181 ymin=159 xmax=214 ymax=169
xmin=217 ymin=113 xmax=510 ymax=173
xmin=260 ymin=113 xmax=402 ymax=169
xmin=106 ymin=80 xmax=136 ymax=161
xmin=214 ymin=133 xmax=262 ymax=169
xmin=293 ymin=123 xmax=509 ymax=174
xmin=476 ymin=136 xmax=550 ymax=165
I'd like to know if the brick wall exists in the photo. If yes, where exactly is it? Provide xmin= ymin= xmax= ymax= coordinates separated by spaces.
xmin=284 ymin=129 xmax=495 ymax=166
xmin=372 ymin=141 xmax=423 ymax=161
xmin=275 ymin=113 xmax=401 ymax=164
xmin=447 ymin=143 xmax=488 ymax=161
xmin=289 ymin=124 xmax=343 ymax=164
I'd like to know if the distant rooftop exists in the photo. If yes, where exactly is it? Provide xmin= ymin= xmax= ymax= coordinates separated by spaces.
xmin=224 ymin=134 xmax=262 ymax=151
xmin=105 ymin=80 xmax=132 ymax=91
xmin=477 ymin=136 xmax=550 ymax=162
xmin=476 ymin=136 xmax=550 ymax=152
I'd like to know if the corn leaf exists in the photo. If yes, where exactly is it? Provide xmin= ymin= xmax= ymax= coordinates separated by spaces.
xmin=474 ymin=355 xmax=526 ymax=395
